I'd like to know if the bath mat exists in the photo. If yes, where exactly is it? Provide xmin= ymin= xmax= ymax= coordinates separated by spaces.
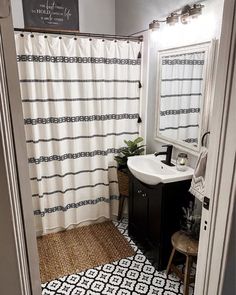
xmin=37 ymin=221 xmax=135 ymax=283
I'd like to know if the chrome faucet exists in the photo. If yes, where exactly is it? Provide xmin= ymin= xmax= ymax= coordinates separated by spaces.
xmin=154 ymin=144 xmax=174 ymax=166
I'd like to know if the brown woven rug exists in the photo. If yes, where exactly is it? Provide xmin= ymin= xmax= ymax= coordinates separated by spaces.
xmin=37 ymin=221 xmax=135 ymax=283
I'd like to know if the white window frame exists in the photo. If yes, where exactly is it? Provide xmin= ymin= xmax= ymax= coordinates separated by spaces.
xmin=154 ymin=41 xmax=216 ymax=155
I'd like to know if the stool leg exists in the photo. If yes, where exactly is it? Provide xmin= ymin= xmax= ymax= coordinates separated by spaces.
xmin=183 ymin=255 xmax=193 ymax=295
xmin=118 ymin=194 xmax=125 ymax=220
xmin=166 ymin=248 xmax=176 ymax=276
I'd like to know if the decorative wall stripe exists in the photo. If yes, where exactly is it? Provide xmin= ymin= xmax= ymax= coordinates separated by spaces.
xmin=162 ymin=59 xmax=204 ymax=65
xmin=34 ymin=195 xmax=120 ymax=217
xmin=161 ymin=93 xmax=202 ymax=98
xmin=20 ymin=79 xmax=140 ymax=83
xmin=32 ymin=181 xmax=118 ymax=198
xmin=162 ymin=78 xmax=203 ymax=82
xmin=24 ymin=113 xmax=139 ymax=125
xmin=28 ymin=148 xmax=122 ymax=164
xmin=26 ymin=131 xmax=139 ymax=144
xmin=22 ymin=97 xmax=140 ymax=103
xmin=30 ymin=166 xmax=117 ymax=182
xmin=160 ymin=108 xmax=200 ymax=116
xmin=159 ymin=124 xmax=199 ymax=131
xmin=17 ymin=55 xmax=141 ymax=65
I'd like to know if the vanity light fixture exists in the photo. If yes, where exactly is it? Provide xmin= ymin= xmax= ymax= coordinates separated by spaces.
xmin=130 ymin=2 xmax=204 ymax=35
xmin=180 ymin=13 xmax=189 ymax=24
xmin=166 ymin=13 xmax=179 ymax=26
xmin=149 ymin=20 xmax=160 ymax=31
xmin=189 ymin=4 xmax=204 ymax=18
xmin=180 ymin=5 xmax=191 ymax=24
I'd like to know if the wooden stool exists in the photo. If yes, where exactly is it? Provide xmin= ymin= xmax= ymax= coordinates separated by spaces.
xmin=166 ymin=231 xmax=198 ymax=295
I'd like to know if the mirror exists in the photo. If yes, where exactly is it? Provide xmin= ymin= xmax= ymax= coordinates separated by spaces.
xmin=155 ymin=41 xmax=215 ymax=153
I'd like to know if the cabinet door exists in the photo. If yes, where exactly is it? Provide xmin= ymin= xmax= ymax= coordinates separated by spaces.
xmin=147 ymin=185 xmax=163 ymax=246
xmin=132 ymin=180 xmax=148 ymax=236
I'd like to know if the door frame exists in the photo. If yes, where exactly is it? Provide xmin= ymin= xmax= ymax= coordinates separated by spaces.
xmin=195 ymin=0 xmax=236 ymax=294
xmin=0 ymin=1 xmax=41 ymax=294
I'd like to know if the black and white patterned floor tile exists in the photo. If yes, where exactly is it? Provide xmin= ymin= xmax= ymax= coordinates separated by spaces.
xmin=41 ymin=219 xmax=194 ymax=295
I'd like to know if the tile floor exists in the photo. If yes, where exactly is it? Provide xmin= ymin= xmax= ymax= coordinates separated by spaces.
xmin=41 ymin=219 xmax=194 ymax=295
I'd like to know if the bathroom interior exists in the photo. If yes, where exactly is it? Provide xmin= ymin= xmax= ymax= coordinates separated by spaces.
xmin=2 ymin=0 xmax=229 ymax=294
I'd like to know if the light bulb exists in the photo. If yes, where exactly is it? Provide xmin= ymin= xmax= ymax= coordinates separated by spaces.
xmin=166 ymin=13 xmax=179 ymax=26
xmin=149 ymin=20 xmax=160 ymax=31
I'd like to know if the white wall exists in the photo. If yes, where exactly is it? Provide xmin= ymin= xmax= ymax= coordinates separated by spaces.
xmin=79 ymin=0 xmax=115 ymax=34
xmin=116 ymin=0 xmax=224 ymax=168
xmin=115 ymin=0 xmax=195 ymax=35
xmin=10 ymin=0 xmax=115 ymax=34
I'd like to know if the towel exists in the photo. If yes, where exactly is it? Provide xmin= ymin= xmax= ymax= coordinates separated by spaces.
xmin=189 ymin=147 xmax=208 ymax=201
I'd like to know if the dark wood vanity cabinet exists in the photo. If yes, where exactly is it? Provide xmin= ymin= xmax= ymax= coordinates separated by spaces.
xmin=128 ymin=173 xmax=193 ymax=271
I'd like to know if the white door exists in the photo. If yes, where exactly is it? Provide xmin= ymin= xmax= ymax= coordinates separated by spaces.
xmin=195 ymin=0 xmax=236 ymax=294
xmin=0 ymin=0 xmax=41 ymax=294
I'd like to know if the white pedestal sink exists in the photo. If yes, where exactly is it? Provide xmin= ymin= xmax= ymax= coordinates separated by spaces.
xmin=127 ymin=154 xmax=194 ymax=185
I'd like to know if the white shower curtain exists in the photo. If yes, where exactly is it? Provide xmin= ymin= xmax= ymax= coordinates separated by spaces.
xmin=159 ymin=51 xmax=205 ymax=145
xmin=15 ymin=33 xmax=142 ymax=235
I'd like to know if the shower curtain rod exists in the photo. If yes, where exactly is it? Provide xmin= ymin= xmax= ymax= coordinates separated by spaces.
xmin=14 ymin=28 xmax=143 ymax=42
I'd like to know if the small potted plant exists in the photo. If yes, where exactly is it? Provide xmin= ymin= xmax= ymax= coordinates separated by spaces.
xmin=114 ymin=137 xmax=145 ymax=200
xmin=181 ymin=203 xmax=201 ymax=240
xmin=115 ymin=137 xmax=145 ymax=172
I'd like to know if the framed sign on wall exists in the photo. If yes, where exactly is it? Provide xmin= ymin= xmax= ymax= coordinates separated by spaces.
xmin=22 ymin=0 xmax=79 ymax=31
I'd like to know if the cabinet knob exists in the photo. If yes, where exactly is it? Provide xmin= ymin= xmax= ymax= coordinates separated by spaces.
xmin=137 ymin=189 xmax=142 ymax=194
xmin=142 ymin=193 xmax=147 ymax=197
